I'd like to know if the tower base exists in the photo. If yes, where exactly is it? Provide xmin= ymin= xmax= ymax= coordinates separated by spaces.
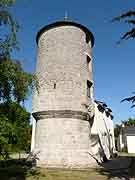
xmin=33 ymin=149 xmax=98 ymax=169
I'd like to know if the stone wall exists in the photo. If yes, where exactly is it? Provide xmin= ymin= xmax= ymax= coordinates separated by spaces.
xmin=34 ymin=117 xmax=96 ymax=168
xmin=33 ymin=26 xmax=94 ymax=113
xmin=32 ymin=24 xmax=96 ymax=168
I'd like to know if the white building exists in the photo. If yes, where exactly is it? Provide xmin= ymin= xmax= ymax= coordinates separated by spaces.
xmin=117 ymin=126 xmax=135 ymax=153
xmin=91 ymin=101 xmax=115 ymax=163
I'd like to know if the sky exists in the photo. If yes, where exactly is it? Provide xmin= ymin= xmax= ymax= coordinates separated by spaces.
xmin=10 ymin=0 xmax=135 ymax=124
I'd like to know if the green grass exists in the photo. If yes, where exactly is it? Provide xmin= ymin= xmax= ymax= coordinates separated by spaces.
xmin=0 ymin=159 xmax=107 ymax=180
xmin=26 ymin=168 xmax=107 ymax=180
xmin=118 ymin=152 xmax=135 ymax=157
xmin=0 ymin=157 xmax=135 ymax=180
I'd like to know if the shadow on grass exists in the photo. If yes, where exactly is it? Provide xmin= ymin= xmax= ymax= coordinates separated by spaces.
xmin=95 ymin=155 xmax=135 ymax=180
xmin=0 ymin=158 xmax=37 ymax=180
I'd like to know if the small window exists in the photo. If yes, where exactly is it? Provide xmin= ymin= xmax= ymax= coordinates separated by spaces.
xmin=86 ymin=34 xmax=90 ymax=43
xmin=87 ymin=80 xmax=92 ymax=98
xmin=87 ymin=55 xmax=91 ymax=64
xmin=54 ymin=83 xmax=56 ymax=89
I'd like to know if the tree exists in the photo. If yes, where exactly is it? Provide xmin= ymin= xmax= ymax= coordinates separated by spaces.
xmin=114 ymin=124 xmax=121 ymax=138
xmin=0 ymin=0 xmax=19 ymax=57
xmin=0 ymin=0 xmax=38 ymax=102
xmin=0 ymin=0 xmax=37 ymax=103
xmin=0 ymin=114 xmax=13 ymax=159
xmin=122 ymin=118 xmax=135 ymax=126
xmin=114 ymin=118 xmax=135 ymax=138
xmin=0 ymin=58 xmax=36 ymax=103
xmin=0 ymin=102 xmax=31 ymax=159
xmin=112 ymin=10 xmax=135 ymax=44
xmin=113 ymin=10 xmax=135 ymax=106
xmin=0 ymin=0 xmax=37 ymax=159
xmin=120 ymin=95 xmax=135 ymax=108
xmin=0 ymin=0 xmax=39 ymax=102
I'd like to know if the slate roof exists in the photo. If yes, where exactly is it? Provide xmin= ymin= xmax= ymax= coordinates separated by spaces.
xmin=123 ymin=126 xmax=135 ymax=135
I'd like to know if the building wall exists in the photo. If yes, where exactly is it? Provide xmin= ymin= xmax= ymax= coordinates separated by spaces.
xmin=91 ymin=103 xmax=115 ymax=162
xmin=118 ymin=133 xmax=135 ymax=153
xmin=31 ymin=22 xmax=115 ymax=168
xmin=32 ymin=24 xmax=96 ymax=168
xmin=33 ymin=26 xmax=94 ymax=113
xmin=34 ymin=117 xmax=96 ymax=168
xmin=127 ymin=136 xmax=135 ymax=153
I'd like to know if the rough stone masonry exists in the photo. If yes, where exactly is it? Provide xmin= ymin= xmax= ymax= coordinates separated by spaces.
xmin=31 ymin=20 xmax=98 ymax=168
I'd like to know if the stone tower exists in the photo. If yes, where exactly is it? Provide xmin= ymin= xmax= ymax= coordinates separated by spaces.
xmin=31 ymin=19 xmax=96 ymax=168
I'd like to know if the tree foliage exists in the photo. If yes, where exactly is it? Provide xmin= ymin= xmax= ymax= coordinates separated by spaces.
xmin=122 ymin=118 xmax=135 ymax=126
xmin=113 ymin=9 xmax=135 ymax=106
xmin=114 ymin=124 xmax=121 ymax=138
xmin=112 ymin=10 xmax=135 ymax=43
xmin=114 ymin=118 xmax=135 ymax=138
xmin=121 ymin=95 xmax=135 ymax=108
xmin=0 ymin=102 xmax=31 ymax=159
xmin=0 ymin=0 xmax=38 ymax=103
xmin=0 ymin=0 xmax=37 ymax=159
xmin=0 ymin=0 xmax=19 ymax=57
xmin=0 ymin=58 xmax=36 ymax=103
xmin=0 ymin=114 xmax=13 ymax=159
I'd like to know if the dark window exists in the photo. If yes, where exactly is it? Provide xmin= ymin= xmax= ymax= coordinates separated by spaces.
xmin=87 ymin=80 xmax=92 ymax=98
xmin=87 ymin=55 xmax=91 ymax=64
xmin=54 ymin=83 xmax=56 ymax=89
xmin=86 ymin=34 xmax=90 ymax=43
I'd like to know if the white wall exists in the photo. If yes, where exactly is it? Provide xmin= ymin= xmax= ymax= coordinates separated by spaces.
xmin=31 ymin=117 xmax=36 ymax=151
xmin=127 ymin=135 xmax=135 ymax=153
xmin=91 ymin=103 xmax=115 ymax=162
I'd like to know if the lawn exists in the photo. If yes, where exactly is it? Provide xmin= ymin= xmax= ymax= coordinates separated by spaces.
xmin=26 ymin=168 xmax=108 ymax=180
xmin=118 ymin=152 xmax=135 ymax=157
xmin=0 ymin=160 xmax=107 ymax=180
xmin=0 ymin=156 xmax=135 ymax=180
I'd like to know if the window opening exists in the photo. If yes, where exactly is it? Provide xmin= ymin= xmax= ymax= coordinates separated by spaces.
xmin=86 ymin=34 xmax=90 ymax=43
xmin=87 ymin=80 xmax=92 ymax=98
xmin=87 ymin=55 xmax=91 ymax=64
xmin=54 ymin=83 xmax=56 ymax=89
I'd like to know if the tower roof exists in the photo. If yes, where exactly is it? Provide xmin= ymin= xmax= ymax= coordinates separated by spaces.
xmin=36 ymin=20 xmax=94 ymax=47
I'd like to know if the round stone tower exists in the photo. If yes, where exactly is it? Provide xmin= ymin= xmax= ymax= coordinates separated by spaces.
xmin=32 ymin=19 xmax=96 ymax=168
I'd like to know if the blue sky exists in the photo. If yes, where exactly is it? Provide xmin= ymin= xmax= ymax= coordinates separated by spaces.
xmin=10 ymin=0 xmax=135 ymax=124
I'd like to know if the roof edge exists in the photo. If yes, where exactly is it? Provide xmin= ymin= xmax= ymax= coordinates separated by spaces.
xmin=36 ymin=20 xmax=94 ymax=47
